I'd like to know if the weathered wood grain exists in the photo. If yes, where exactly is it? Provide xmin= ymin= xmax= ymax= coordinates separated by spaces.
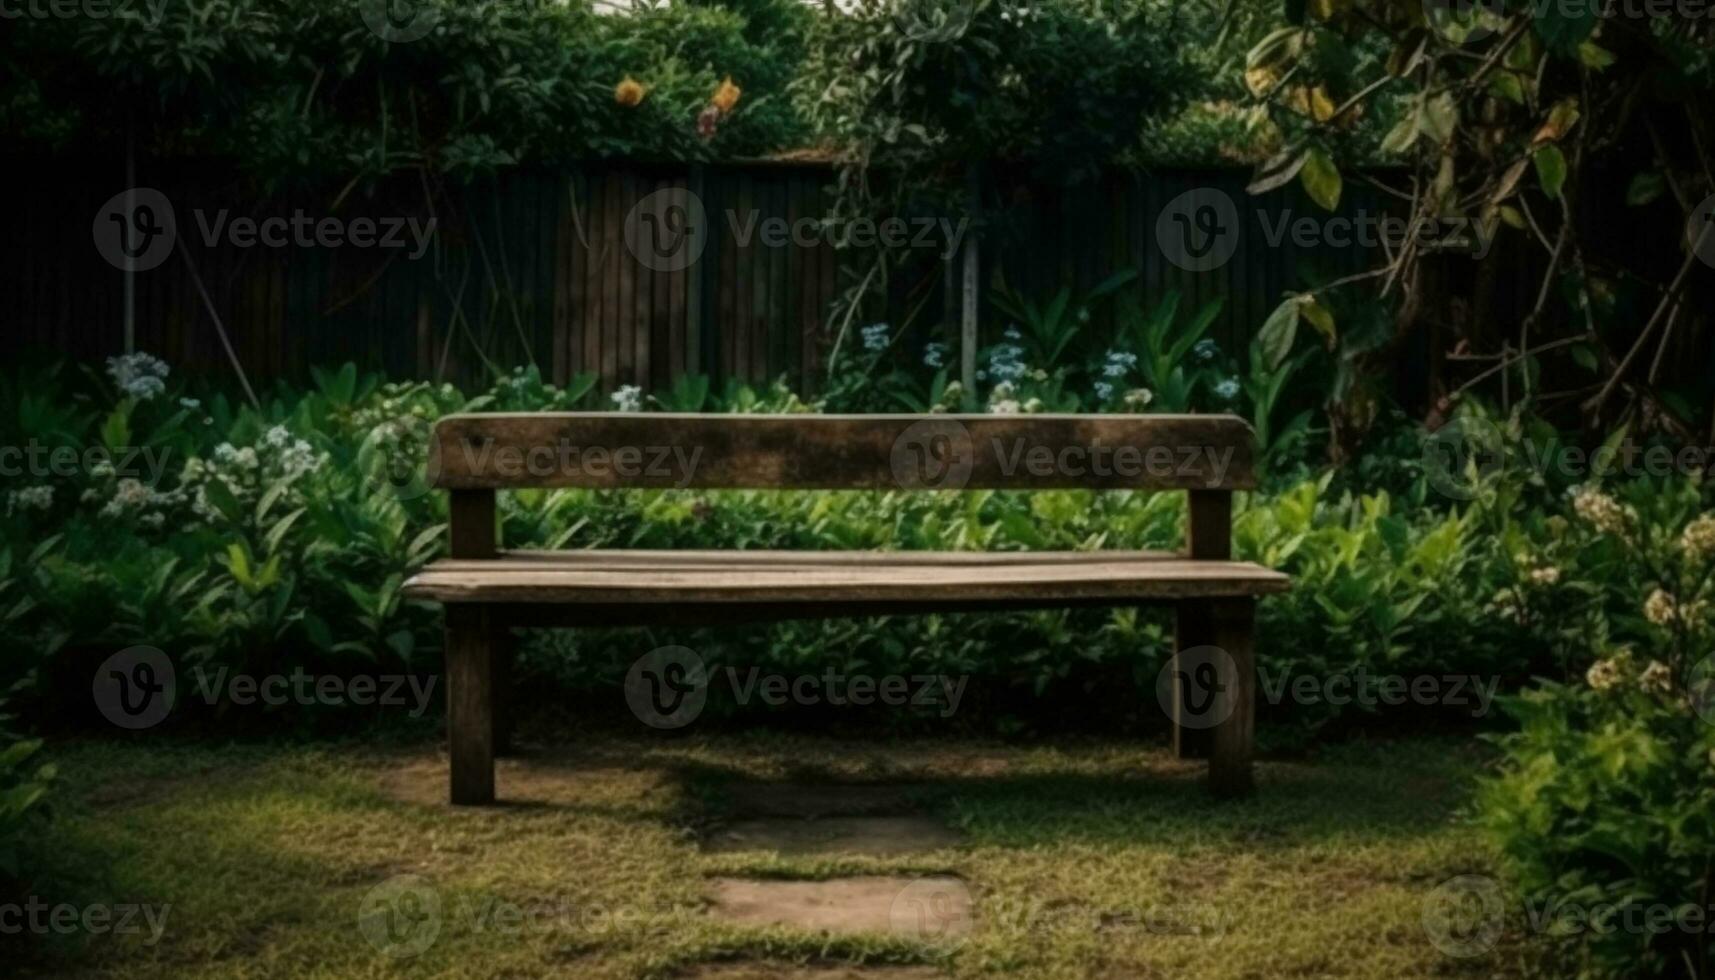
xmin=1209 ymin=597 xmax=1257 ymax=799
xmin=403 ymin=553 xmax=1288 ymax=605
xmin=445 ymin=604 xmax=495 ymax=806
xmin=427 ymin=413 xmax=1257 ymax=491
xmin=1175 ymin=489 xmax=1233 ymax=759
xmin=424 ymin=548 xmax=1179 ymax=568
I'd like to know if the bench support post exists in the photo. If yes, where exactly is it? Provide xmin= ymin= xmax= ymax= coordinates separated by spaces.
xmin=446 ymin=604 xmax=496 ymax=805
xmin=494 ymin=627 xmax=516 ymax=757
xmin=1175 ymin=490 xmax=1232 ymax=760
xmin=1208 ymin=597 xmax=1256 ymax=799
xmin=1173 ymin=600 xmax=1215 ymax=759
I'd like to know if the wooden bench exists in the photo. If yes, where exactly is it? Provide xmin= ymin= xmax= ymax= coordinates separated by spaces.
xmin=401 ymin=413 xmax=1289 ymax=805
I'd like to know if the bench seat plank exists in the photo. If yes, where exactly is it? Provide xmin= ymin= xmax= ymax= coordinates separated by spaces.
xmin=403 ymin=550 xmax=1289 ymax=605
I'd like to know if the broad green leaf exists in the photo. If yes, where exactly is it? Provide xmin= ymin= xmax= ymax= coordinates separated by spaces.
xmin=101 ymin=407 xmax=130 ymax=453
xmin=1300 ymin=148 xmax=1342 ymax=211
xmin=1248 ymin=147 xmax=1311 ymax=196
xmin=1626 ymin=172 xmax=1664 ymax=206
xmin=1489 ymin=71 xmax=1525 ymax=105
xmin=1257 ymin=295 xmax=1303 ymax=369
xmin=1381 ymin=112 xmax=1419 ymax=155
xmin=1534 ymin=145 xmax=1567 ymax=200
xmin=1420 ymin=94 xmax=1458 ymax=143
xmin=1535 ymin=2 xmax=1597 ymax=55
xmin=1577 ymin=41 xmax=1614 ymax=70
xmin=1301 ymin=298 xmax=1336 ymax=345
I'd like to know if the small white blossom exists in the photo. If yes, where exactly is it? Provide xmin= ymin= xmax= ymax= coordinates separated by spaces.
xmin=106 ymin=352 xmax=170 ymax=401
xmin=610 ymin=385 xmax=643 ymax=413
xmin=1573 ymin=488 xmax=1630 ymax=537
xmin=1683 ymin=514 xmax=1715 ymax=560
xmin=6 ymin=485 xmax=53 ymax=515
xmin=1638 ymin=660 xmax=1674 ymax=695
xmin=1645 ymin=588 xmax=1677 ymax=627
xmin=861 ymin=323 xmax=891 ymax=352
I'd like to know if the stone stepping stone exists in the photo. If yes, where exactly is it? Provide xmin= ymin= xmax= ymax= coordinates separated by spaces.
xmin=680 ymin=965 xmax=945 ymax=980
xmin=707 ymin=876 xmax=973 ymax=941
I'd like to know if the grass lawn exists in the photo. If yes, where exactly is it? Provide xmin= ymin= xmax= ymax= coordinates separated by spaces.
xmin=15 ymin=733 xmax=1526 ymax=979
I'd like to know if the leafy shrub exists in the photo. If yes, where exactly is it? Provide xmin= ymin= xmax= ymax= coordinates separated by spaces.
xmin=1477 ymin=480 xmax=1715 ymax=979
xmin=0 ymin=698 xmax=54 ymax=886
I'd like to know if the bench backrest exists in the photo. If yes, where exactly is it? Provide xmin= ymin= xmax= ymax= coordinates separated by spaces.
xmin=429 ymin=413 xmax=1253 ymax=562
xmin=429 ymin=413 xmax=1255 ymax=492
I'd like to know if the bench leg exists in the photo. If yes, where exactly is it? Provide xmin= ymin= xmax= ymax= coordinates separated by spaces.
xmin=1208 ymin=598 xmax=1256 ymax=799
xmin=494 ymin=627 xmax=518 ymax=757
xmin=446 ymin=605 xmax=495 ymax=805
xmin=1172 ymin=600 xmax=1216 ymax=760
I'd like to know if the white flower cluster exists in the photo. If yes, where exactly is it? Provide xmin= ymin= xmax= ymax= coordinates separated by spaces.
xmin=92 ymin=478 xmax=183 ymax=529
xmin=985 ymin=328 xmax=1027 ymax=383
xmin=1585 ymin=648 xmax=1633 ymax=692
xmin=610 ymin=385 xmax=643 ymax=412
xmin=6 ymin=485 xmax=53 ymax=516
xmin=1572 ymin=487 xmax=1630 ymax=537
xmin=1101 ymin=349 xmax=1137 ymax=379
xmin=106 ymin=352 xmax=170 ymax=401
xmin=182 ymin=425 xmax=325 ymax=521
xmin=349 ymin=383 xmax=455 ymax=434
xmin=1682 ymin=513 xmax=1715 ymax=561
xmin=861 ymin=323 xmax=891 ymax=352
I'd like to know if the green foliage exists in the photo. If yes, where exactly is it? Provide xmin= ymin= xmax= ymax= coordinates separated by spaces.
xmin=1477 ymin=484 xmax=1715 ymax=978
xmin=2 ymin=0 xmax=813 ymax=179
xmin=0 ymin=697 xmax=55 ymax=884
xmin=802 ymin=0 xmax=1192 ymax=184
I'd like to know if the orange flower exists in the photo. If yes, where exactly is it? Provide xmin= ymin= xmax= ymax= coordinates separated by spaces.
xmin=614 ymin=76 xmax=647 ymax=107
xmin=710 ymin=76 xmax=741 ymax=113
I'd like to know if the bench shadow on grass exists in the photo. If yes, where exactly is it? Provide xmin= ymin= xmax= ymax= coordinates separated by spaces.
xmin=418 ymin=735 xmax=1486 ymax=852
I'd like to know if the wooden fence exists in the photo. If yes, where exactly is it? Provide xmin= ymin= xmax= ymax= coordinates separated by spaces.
xmin=5 ymin=158 xmax=1424 ymax=394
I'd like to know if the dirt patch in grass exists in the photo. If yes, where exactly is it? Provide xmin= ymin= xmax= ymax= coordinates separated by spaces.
xmin=374 ymin=750 xmax=677 ymax=809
